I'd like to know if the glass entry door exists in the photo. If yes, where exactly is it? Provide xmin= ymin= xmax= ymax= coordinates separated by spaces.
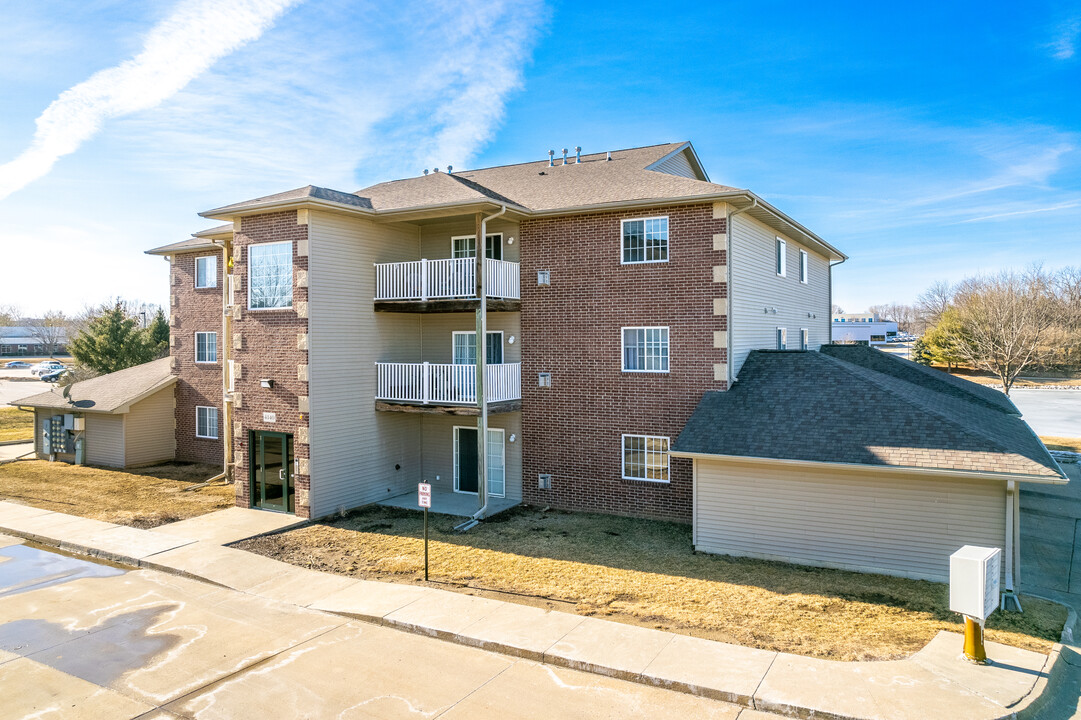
xmin=250 ymin=430 xmax=294 ymax=513
xmin=454 ymin=427 xmax=505 ymax=497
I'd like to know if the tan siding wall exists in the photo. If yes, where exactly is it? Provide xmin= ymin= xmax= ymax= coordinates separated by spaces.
xmin=694 ymin=459 xmax=1006 ymax=582
xmin=123 ymin=385 xmax=176 ymax=467
xmin=420 ymin=412 xmax=522 ymax=501
xmin=419 ymin=312 xmax=521 ymax=364
xmin=419 ymin=218 xmax=520 ymax=262
xmin=729 ymin=213 xmax=830 ymax=376
xmin=650 ymin=150 xmax=698 ymax=179
xmin=307 ymin=210 xmax=424 ymax=517
xmin=85 ymin=413 xmax=125 ymax=467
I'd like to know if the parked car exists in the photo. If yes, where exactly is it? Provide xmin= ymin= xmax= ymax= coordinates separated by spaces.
xmin=4 ymin=361 xmax=30 ymax=368
xmin=31 ymin=361 xmax=66 ymax=376
xmin=40 ymin=368 xmax=68 ymax=383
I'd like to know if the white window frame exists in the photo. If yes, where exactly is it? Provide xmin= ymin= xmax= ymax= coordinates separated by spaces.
xmin=621 ymin=216 xmax=669 ymax=265
xmin=621 ymin=433 xmax=670 ymax=483
xmin=194 ymin=331 xmax=217 ymax=364
xmin=453 ymin=426 xmax=506 ymax=497
xmin=776 ymin=237 xmax=787 ymax=277
xmin=195 ymin=406 xmax=219 ymax=439
xmin=247 ymin=240 xmax=293 ymax=311
xmin=800 ymin=328 xmax=809 ymax=351
xmin=799 ymin=249 xmax=808 ymax=284
xmin=621 ymin=326 xmax=670 ymax=373
xmin=451 ymin=330 xmax=503 ymax=365
xmin=776 ymin=327 xmax=787 ymax=350
xmin=195 ymin=255 xmax=217 ymax=289
xmin=451 ymin=233 xmax=503 ymax=260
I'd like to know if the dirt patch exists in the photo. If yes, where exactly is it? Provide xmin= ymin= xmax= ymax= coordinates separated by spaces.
xmin=0 ymin=407 xmax=33 ymax=443
xmin=0 ymin=460 xmax=234 ymax=527
xmin=235 ymin=505 xmax=1066 ymax=661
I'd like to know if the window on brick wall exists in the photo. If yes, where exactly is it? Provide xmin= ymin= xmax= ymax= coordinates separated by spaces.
xmin=622 ymin=327 xmax=669 ymax=372
xmin=622 ymin=434 xmax=670 ymax=482
xmin=248 ymin=241 xmax=293 ymax=309
xmin=195 ymin=406 xmax=218 ymax=439
xmin=621 ymin=217 xmax=668 ymax=263
xmin=195 ymin=255 xmax=217 ymax=288
xmin=195 ymin=332 xmax=217 ymax=363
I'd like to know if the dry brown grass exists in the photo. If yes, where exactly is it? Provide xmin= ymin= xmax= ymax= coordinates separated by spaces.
xmin=0 ymin=407 xmax=34 ymax=443
xmin=0 ymin=460 xmax=234 ymax=528
xmin=1042 ymin=436 xmax=1081 ymax=453
xmin=237 ymin=506 xmax=1066 ymax=661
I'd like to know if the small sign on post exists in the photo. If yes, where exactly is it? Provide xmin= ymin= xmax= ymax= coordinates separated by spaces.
xmin=418 ymin=483 xmax=431 ymax=581
xmin=950 ymin=545 xmax=1002 ymax=664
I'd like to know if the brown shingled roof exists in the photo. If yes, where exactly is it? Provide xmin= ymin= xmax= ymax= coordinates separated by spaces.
xmin=13 ymin=358 xmax=175 ymax=414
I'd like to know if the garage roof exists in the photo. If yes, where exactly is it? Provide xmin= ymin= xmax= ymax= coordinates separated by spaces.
xmin=674 ymin=349 xmax=1065 ymax=481
xmin=13 ymin=358 xmax=176 ymax=414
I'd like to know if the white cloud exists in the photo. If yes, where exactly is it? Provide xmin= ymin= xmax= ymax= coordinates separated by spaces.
xmin=1047 ymin=17 xmax=1080 ymax=59
xmin=0 ymin=0 xmax=302 ymax=201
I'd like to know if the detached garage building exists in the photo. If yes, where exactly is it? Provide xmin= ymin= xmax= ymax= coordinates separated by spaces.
xmin=13 ymin=358 xmax=176 ymax=469
xmin=674 ymin=344 xmax=1066 ymax=587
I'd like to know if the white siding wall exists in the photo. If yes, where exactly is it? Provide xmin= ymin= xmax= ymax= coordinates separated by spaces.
xmin=123 ymin=385 xmax=176 ymax=467
xmin=729 ymin=213 xmax=831 ymax=377
xmin=420 ymin=412 xmax=522 ymax=500
xmin=307 ymin=211 xmax=424 ymax=517
xmin=85 ymin=413 xmax=125 ymax=467
xmin=694 ymin=459 xmax=1006 ymax=582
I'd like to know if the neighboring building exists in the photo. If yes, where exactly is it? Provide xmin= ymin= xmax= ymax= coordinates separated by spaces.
xmin=0 ymin=326 xmax=69 ymax=356
xmin=674 ymin=344 xmax=1065 ymax=584
xmin=146 ymin=142 xmax=844 ymax=521
xmin=831 ymin=313 xmax=898 ymax=345
xmin=14 ymin=358 xmax=176 ymax=468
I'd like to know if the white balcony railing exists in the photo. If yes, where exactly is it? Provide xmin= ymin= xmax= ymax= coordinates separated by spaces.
xmin=376 ymin=362 xmax=521 ymax=405
xmin=374 ymin=258 xmax=520 ymax=301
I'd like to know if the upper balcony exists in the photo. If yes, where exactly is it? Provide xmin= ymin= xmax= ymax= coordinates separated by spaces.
xmin=375 ymin=361 xmax=521 ymax=415
xmin=374 ymin=258 xmax=520 ymax=312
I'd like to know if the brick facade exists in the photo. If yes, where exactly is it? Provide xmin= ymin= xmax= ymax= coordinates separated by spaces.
xmin=171 ymin=249 xmax=225 ymax=465
xmin=518 ymin=203 xmax=727 ymax=522
xmin=229 ymin=211 xmax=312 ymax=517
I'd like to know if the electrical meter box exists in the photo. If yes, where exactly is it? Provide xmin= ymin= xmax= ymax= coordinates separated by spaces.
xmin=949 ymin=545 xmax=1001 ymax=621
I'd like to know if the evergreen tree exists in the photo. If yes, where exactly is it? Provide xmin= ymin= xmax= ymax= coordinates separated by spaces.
xmin=146 ymin=309 xmax=170 ymax=358
xmin=68 ymin=303 xmax=155 ymax=374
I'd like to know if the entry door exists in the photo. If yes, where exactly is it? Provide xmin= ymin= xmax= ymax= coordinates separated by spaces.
xmin=454 ymin=427 xmax=505 ymax=497
xmin=251 ymin=431 xmax=294 ymax=513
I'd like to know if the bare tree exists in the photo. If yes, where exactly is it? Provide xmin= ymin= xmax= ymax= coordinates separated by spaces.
xmin=0 ymin=304 xmax=18 ymax=327
xmin=869 ymin=302 xmax=919 ymax=334
xmin=916 ymin=281 xmax=953 ymax=331
xmin=831 ymin=303 xmax=845 ymax=315
xmin=20 ymin=310 xmax=70 ymax=357
xmin=951 ymin=269 xmax=1060 ymax=395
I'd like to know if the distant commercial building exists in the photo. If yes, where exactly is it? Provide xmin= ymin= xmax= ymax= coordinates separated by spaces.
xmin=831 ymin=313 xmax=898 ymax=345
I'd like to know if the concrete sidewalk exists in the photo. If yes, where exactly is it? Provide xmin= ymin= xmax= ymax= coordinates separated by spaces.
xmin=0 ymin=500 xmax=1068 ymax=720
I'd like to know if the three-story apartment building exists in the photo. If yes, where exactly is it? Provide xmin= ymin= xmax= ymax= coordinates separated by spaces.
xmin=148 ymin=142 xmax=845 ymax=521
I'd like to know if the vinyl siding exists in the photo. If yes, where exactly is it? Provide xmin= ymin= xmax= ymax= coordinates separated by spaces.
xmin=123 ymin=385 xmax=176 ymax=467
xmin=649 ymin=149 xmax=699 ymax=179
xmin=85 ymin=413 xmax=125 ymax=467
xmin=729 ymin=213 xmax=830 ymax=376
xmin=420 ymin=218 xmax=520 ymax=262
xmin=307 ymin=210 xmax=423 ymax=517
xmin=420 ymin=412 xmax=522 ymax=501
xmin=694 ymin=458 xmax=1006 ymax=582
xmin=419 ymin=312 xmax=521 ymax=364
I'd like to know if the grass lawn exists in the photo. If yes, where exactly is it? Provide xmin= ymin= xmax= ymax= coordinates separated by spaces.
xmin=0 ymin=407 xmax=34 ymax=443
xmin=236 ymin=506 xmax=1066 ymax=661
xmin=0 ymin=460 xmax=234 ymax=528
xmin=1042 ymin=436 xmax=1081 ymax=453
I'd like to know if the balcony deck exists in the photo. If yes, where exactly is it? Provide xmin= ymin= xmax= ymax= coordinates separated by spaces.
xmin=374 ymin=257 xmax=520 ymax=312
xmin=379 ymin=489 xmax=520 ymax=518
xmin=375 ymin=362 xmax=521 ymax=415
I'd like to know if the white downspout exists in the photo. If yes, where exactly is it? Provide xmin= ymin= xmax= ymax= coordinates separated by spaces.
xmin=1003 ymin=479 xmax=1021 ymax=611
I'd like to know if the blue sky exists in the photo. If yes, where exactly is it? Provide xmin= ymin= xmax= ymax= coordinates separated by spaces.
xmin=1 ymin=0 xmax=1078 ymax=315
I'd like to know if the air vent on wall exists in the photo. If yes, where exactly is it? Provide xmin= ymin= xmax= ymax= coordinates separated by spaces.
xmin=538 ymin=474 xmax=552 ymax=490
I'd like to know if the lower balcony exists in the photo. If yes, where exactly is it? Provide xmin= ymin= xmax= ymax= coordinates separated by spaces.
xmin=374 ymin=258 xmax=520 ymax=312
xmin=375 ymin=362 xmax=521 ymax=415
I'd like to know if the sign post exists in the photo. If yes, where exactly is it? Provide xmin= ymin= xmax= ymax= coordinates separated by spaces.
xmin=418 ymin=483 xmax=431 ymax=581
xmin=950 ymin=545 xmax=1002 ymax=664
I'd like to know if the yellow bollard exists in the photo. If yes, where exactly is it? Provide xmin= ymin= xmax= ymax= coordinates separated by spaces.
xmin=963 ymin=616 xmax=987 ymax=663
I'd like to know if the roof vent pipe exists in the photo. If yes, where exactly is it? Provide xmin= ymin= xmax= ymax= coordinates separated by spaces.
xmin=548 ymin=150 xmax=554 ymax=167
xmin=423 ymin=169 xmax=429 ymax=175
xmin=433 ymin=167 xmax=440 ymax=173
xmin=447 ymin=165 xmax=453 ymax=173
xmin=606 ymin=151 xmax=611 ymax=161
xmin=575 ymin=146 xmax=582 ymax=163
xmin=562 ymin=148 xmax=568 ymax=165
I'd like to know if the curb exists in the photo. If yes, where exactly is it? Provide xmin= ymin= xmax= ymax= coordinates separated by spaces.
xmin=0 ymin=439 xmax=33 ymax=447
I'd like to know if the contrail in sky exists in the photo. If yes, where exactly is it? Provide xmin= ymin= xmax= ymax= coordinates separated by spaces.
xmin=0 ymin=0 xmax=301 ymax=201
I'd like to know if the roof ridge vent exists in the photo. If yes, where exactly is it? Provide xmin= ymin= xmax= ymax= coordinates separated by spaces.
xmin=548 ymin=150 xmax=554 ymax=167
xmin=575 ymin=146 xmax=581 ymax=163
xmin=561 ymin=148 xmax=568 ymax=165
xmin=606 ymin=151 xmax=611 ymax=161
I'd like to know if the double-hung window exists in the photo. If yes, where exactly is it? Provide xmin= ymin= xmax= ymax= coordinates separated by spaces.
xmin=195 ymin=255 xmax=217 ymax=288
xmin=800 ymin=328 xmax=809 ymax=351
xmin=622 ymin=217 xmax=668 ymax=263
xmin=776 ymin=327 xmax=787 ymax=350
xmin=622 ymin=327 xmax=669 ymax=372
xmin=799 ymin=249 xmax=808 ymax=284
xmin=195 ymin=406 xmax=218 ymax=439
xmin=776 ymin=238 xmax=787 ymax=276
xmin=195 ymin=332 xmax=217 ymax=363
xmin=622 ymin=434 xmax=670 ymax=482
xmin=452 ymin=234 xmax=502 ymax=260
xmin=248 ymin=241 xmax=293 ymax=309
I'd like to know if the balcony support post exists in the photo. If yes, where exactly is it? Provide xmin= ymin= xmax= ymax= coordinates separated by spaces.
xmin=475 ymin=212 xmax=488 ymax=518
xmin=422 ymin=361 xmax=430 ymax=404
xmin=420 ymin=259 xmax=428 ymax=302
